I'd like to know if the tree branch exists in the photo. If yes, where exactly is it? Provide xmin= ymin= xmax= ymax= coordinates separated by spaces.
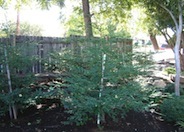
xmin=158 ymin=3 xmax=179 ymax=29
xmin=178 ymin=1 xmax=183 ymax=29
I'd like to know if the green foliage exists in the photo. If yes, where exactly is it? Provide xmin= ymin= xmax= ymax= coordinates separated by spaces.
xmin=164 ymin=67 xmax=176 ymax=75
xmin=0 ymin=0 xmax=64 ymax=11
xmin=138 ymin=0 xmax=183 ymax=38
xmin=90 ymin=0 xmax=133 ymax=22
xmin=0 ymin=39 xmax=64 ymax=116
xmin=0 ymin=88 xmax=31 ymax=115
xmin=177 ymin=121 xmax=184 ymax=128
xmin=0 ymin=21 xmax=42 ymax=37
xmin=64 ymin=13 xmax=85 ymax=36
xmin=50 ymin=38 xmax=151 ymax=126
xmin=64 ymin=5 xmax=131 ymax=38
xmin=36 ymin=0 xmax=64 ymax=9
xmin=160 ymin=96 xmax=184 ymax=126
xmin=0 ymin=42 xmax=37 ymax=116
xmin=93 ymin=19 xmax=131 ymax=38
xmin=0 ymin=83 xmax=64 ymax=116
xmin=0 ymin=43 xmax=36 ymax=91
xmin=144 ymin=85 xmax=173 ymax=111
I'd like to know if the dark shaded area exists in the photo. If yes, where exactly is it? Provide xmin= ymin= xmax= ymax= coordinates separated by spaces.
xmin=0 ymin=99 xmax=179 ymax=132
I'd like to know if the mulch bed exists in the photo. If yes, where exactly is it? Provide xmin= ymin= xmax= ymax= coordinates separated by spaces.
xmin=0 ymin=100 xmax=179 ymax=132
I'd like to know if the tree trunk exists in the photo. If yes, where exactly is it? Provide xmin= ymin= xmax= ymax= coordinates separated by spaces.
xmin=82 ymin=0 xmax=93 ymax=38
xmin=174 ymin=33 xmax=181 ymax=96
xmin=16 ymin=9 xmax=20 ymax=35
xmin=179 ymin=52 xmax=184 ymax=71
xmin=149 ymin=33 xmax=159 ymax=50
xmin=174 ymin=1 xmax=183 ymax=96
xmin=159 ymin=1 xmax=183 ymax=96
xmin=161 ymin=30 xmax=184 ymax=71
xmin=180 ymin=32 xmax=184 ymax=71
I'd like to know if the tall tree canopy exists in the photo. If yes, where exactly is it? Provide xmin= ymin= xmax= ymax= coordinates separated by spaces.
xmin=66 ymin=0 xmax=133 ymax=38
xmin=138 ymin=0 xmax=183 ymax=96
xmin=0 ymin=0 xmax=65 ymax=35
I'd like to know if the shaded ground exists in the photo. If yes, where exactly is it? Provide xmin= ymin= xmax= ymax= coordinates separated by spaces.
xmin=0 ymin=101 xmax=179 ymax=132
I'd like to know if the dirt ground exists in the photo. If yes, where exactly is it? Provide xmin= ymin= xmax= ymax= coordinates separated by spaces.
xmin=0 ymin=101 xmax=179 ymax=132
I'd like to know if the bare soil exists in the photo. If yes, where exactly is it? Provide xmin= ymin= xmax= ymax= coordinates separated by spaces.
xmin=0 ymin=99 xmax=179 ymax=132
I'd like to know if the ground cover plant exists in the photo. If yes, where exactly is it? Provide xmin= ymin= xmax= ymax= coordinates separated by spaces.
xmin=161 ymin=95 xmax=184 ymax=129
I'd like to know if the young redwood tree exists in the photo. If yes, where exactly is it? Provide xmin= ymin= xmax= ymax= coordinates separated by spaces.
xmin=53 ymin=38 xmax=150 ymax=126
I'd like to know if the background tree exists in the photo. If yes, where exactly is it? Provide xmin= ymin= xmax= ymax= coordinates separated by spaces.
xmin=65 ymin=0 xmax=132 ymax=38
xmin=15 ymin=0 xmax=31 ymax=35
xmin=0 ymin=21 xmax=43 ymax=37
xmin=1 ymin=0 xmax=64 ymax=36
xmin=64 ymin=8 xmax=85 ymax=36
xmin=140 ymin=2 xmax=173 ymax=50
xmin=82 ymin=0 xmax=93 ymax=37
xmin=64 ymin=8 xmax=131 ymax=38
xmin=146 ymin=16 xmax=160 ymax=50
xmin=138 ymin=0 xmax=183 ymax=96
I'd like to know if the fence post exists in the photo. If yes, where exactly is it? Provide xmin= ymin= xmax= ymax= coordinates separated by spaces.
xmin=10 ymin=35 xmax=16 ymax=46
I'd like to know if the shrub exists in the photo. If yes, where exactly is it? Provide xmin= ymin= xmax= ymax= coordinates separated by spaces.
xmin=0 ymin=43 xmax=36 ymax=118
xmin=51 ymin=38 xmax=152 ymax=126
xmin=164 ymin=67 xmax=176 ymax=75
xmin=160 ymin=96 xmax=184 ymax=127
xmin=0 ymin=43 xmax=36 ymax=91
xmin=0 ymin=88 xmax=32 ymax=116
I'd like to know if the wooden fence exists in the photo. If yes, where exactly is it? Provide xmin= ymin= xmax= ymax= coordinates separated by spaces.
xmin=0 ymin=35 xmax=133 ymax=74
